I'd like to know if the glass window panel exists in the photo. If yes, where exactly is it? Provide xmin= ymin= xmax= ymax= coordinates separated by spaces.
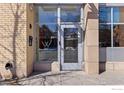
xmin=38 ymin=24 xmax=58 ymax=62
xmin=38 ymin=6 xmax=57 ymax=24
xmin=99 ymin=7 xmax=111 ymax=23
xmin=39 ymin=24 xmax=57 ymax=49
xmin=38 ymin=5 xmax=58 ymax=62
xmin=99 ymin=24 xmax=111 ymax=47
xmin=113 ymin=24 xmax=124 ymax=47
xmin=113 ymin=7 xmax=124 ymax=23
xmin=64 ymin=28 xmax=78 ymax=63
xmin=61 ymin=5 xmax=81 ymax=22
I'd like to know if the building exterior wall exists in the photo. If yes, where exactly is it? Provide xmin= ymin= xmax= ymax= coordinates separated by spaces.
xmin=84 ymin=3 xmax=99 ymax=74
xmin=0 ymin=3 xmax=36 ymax=79
xmin=26 ymin=4 xmax=35 ymax=76
xmin=100 ymin=47 xmax=124 ymax=71
xmin=0 ymin=3 xmax=28 ymax=79
xmin=1 ymin=3 xmax=124 ymax=80
xmin=0 ymin=3 xmax=99 ymax=79
xmin=99 ymin=4 xmax=124 ymax=72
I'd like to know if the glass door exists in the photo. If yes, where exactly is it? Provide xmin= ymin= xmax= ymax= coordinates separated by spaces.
xmin=61 ymin=25 xmax=83 ymax=70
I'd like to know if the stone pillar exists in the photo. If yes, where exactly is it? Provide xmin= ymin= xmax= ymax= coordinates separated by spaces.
xmin=84 ymin=3 xmax=99 ymax=74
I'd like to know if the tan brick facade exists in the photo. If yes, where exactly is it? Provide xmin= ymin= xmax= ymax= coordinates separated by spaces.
xmin=0 ymin=3 xmax=30 ymax=79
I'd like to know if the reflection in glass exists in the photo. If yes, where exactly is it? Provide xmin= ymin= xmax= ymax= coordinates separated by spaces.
xmin=99 ymin=24 xmax=111 ymax=47
xmin=113 ymin=25 xmax=124 ymax=47
xmin=113 ymin=7 xmax=124 ymax=23
xmin=38 ymin=6 xmax=57 ymax=24
xmin=64 ymin=28 xmax=78 ymax=63
xmin=38 ymin=24 xmax=58 ymax=62
xmin=38 ymin=6 xmax=58 ymax=62
xmin=61 ymin=5 xmax=81 ymax=22
xmin=99 ymin=7 xmax=111 ymax=23
xmin=39 ymin=24 xmax=57 ymax=49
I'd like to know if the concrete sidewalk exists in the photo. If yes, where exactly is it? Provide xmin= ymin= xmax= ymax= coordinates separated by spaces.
xmin=1 ymin=71 xmax=124 ymax=85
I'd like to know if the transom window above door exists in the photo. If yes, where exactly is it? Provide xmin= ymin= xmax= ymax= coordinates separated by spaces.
xmin=37 ymin=4 xmax=82 ymax=25
xmin=38 ymin=5 xmax=57 ymax=24
xmin=60 ymin=5 xmax=81 ymax=22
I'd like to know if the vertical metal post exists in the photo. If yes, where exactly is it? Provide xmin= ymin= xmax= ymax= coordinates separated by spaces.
xmin=57 ymin=5 xmax=61 ymax=63
xmin=80 ymin=5 xmax=84 ymax=28
xmin=80 ymin=5 xmax=84 ymax=64
xmin=111 ymin=7 xmax=113 ymax=47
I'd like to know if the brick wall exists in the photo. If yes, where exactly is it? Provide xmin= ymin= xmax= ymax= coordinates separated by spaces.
xmin=0 ymin=3 xmax=27 ymax=78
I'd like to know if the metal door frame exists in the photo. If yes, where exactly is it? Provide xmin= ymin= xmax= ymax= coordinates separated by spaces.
xmin=60 ymin=24 xmax=83 ymax=70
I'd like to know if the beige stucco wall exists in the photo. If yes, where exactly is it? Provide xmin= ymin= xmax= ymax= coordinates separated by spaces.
xmin=0 ymin=3 xmax=27 ymax=79
xmin=84 ymin=3 xmax=99 ymax=74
